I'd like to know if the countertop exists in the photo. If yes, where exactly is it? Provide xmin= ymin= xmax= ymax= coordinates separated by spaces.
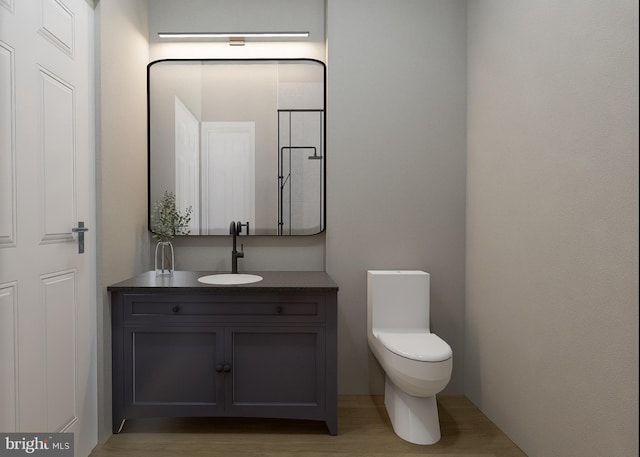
xmin=108 ymin=270 xmax=339 ymax=293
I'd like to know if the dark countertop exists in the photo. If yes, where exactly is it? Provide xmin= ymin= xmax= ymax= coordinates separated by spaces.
xmin=108 ymin=270 xmax=339 ymax=293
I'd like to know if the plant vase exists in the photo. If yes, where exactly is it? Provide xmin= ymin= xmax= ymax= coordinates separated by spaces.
xmin=155 ymin=240 xmax=175 ymax=275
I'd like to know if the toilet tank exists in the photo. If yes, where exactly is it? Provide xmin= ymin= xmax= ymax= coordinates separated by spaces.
xmin=367 ymin=270 xmax=430 ymax=331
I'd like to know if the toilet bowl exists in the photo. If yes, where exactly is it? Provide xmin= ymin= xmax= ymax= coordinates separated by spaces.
xmin=367 ymin=270 xmax=452 ymax=445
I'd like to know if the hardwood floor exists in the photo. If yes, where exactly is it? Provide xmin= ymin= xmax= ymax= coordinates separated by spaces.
xmin=90 ymin=396 xmax=527 ymax=457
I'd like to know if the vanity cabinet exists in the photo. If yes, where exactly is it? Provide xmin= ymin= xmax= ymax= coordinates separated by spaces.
xmin=109 ymin=271 xmax=338 ymax=435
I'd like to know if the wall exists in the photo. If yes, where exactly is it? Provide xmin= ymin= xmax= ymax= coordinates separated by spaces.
xmin=465 ymin=1 xmax=639 ymax=456
xmin=326 ymin=0 xmax=467 ymax=394
xmin=145 ymin=0 xmax=467 ymax=395
xmin=95 ymin=0 xmax=149 ymax=442
xmin=96 ymin=2 xmax=639 ymax=454
xmin=147 ymin=0 xmax=326 ymax=272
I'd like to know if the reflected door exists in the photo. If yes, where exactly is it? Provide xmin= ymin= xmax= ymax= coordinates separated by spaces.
xmin=201 ymin=122 xmax=255 ymax=235
xmin=175 ymin=97 xmax=200 ymax=235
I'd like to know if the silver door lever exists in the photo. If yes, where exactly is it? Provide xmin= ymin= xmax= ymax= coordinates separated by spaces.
xmin=72 ymin=222 xmax=89 ymax=254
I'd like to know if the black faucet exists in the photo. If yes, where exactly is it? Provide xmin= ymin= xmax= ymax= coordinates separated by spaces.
xmin=229 ymin=221 xmax=249 ymax=273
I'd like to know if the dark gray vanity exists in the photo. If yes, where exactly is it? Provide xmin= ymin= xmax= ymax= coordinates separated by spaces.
xmin=109 ymin=271 xmax=338 ymax=434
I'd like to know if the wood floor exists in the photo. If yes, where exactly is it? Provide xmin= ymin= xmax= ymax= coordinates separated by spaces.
xmin=89 ymin=396 xmax=527 ymax=457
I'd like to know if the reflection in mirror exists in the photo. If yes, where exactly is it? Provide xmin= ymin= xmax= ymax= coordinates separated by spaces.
xmin=148 ymin=59 xmax=326 ymax=236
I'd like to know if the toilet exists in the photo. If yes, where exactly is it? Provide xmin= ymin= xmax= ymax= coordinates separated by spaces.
xmin=367 ymin=270 xmax=452 ymax=445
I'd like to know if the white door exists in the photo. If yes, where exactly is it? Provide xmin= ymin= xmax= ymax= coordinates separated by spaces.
xmin=174 ymin=96 xmax=200 ymax=235
xmin=0 ymin=1 xmax=97 ymax=456
xmin=201 ymin=122 xmax=255 ymax=235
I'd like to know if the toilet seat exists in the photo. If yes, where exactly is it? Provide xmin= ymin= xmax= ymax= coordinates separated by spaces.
xmin=375 ymin=329 xmax=452 ymax=362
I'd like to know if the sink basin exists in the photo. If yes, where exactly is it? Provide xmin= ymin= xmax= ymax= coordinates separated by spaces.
xmin=197 ymin=274 xmax=263 ymax=285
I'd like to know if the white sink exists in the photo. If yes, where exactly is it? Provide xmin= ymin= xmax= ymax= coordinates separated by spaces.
xmin=197 ymin=274 xmax=263 ymax=285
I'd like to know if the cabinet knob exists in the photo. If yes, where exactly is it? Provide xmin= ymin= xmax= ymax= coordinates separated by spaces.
xmin=172 ymin=306 xmax=180 ymax=313
xmin=215 ymin=364 xmax=224 ymax=373
xmin=276 ymin=306 xmax=283 ymax=314
xmin=223 ymin=364 xmax=232 ymax=373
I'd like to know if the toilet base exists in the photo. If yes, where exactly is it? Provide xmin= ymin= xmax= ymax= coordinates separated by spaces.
xmin=384 ymin=375 xmax=441 ymax=445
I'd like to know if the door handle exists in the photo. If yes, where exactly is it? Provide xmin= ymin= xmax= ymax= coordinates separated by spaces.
xmin=72 ymin=221 xmax=89 ymax=254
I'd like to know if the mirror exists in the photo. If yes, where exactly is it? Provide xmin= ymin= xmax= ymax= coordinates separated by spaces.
xmin=148 ymin=59 xmax=326 ymax=236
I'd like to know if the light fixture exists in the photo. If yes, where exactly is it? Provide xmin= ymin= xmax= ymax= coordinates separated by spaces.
xmin=157 ymin=32 xmax=310 ymax=39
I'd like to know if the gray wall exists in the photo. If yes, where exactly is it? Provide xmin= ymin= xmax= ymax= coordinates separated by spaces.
xmin=465 ymin=1 xmax=639 ymax=456
xmin=96 ymin=0 xmax=150 ymax=442
xmin=325 ymin=0 xmax=467 ymax=394
xmin=98 ymin=5 xmax=328 ymax=442
xmin=97 ymin=1 xmax=639 ymax=455
xmin=145 ymin=0 xmax=467 ymax=395
xmin=147 ymin=0 xmax=327 ymax=272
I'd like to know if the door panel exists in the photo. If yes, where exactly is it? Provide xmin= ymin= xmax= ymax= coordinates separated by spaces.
xmin=0 ymin=41 xmax=16 ymax=247
xmin=121 ymin=327 xmax=226 ymax=419
xmin=43 ymin=271 xmax=77 ymax=431
xmin=39 ymin=0 xmax=74 ymax=56
xmin=228 ymin=327 xmax=324 ymax=408
xmin=40 ymin=67 xmax=75 ymax=242
xmin=0 ymin=282 xmax=17 ymax=432
xmin=130 ymin=330 xmax=222 ymax=405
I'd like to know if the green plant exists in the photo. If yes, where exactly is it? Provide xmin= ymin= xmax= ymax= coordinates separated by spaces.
xmin=151 ymin=191 xmax=193 ymax=242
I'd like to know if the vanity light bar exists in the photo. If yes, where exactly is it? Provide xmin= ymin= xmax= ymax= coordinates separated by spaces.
xmin=157 ymin=32 xmax=310 ymax=39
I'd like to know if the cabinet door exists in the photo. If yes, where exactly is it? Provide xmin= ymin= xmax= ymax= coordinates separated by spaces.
xmin=225 ymin=327 xmax=325 ymax=420
xmin=123 ymin=326 xmax=225 ymax=416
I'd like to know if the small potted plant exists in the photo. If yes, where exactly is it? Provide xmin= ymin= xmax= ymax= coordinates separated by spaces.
xmin=151 ymin=191 xmax=192 ymax=275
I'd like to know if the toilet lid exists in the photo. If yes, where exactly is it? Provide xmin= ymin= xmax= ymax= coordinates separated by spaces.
xmin=375 ymin=330 xmax=452 ymax=362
